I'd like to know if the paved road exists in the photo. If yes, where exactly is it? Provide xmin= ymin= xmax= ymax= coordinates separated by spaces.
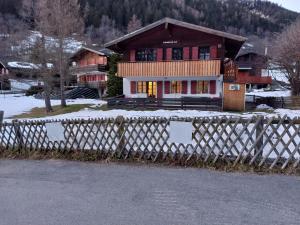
xmin=0 ymin=160 xmax=299 ymax=225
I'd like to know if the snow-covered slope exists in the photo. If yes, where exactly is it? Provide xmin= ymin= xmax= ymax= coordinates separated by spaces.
xmin=13 ymin=31 xmax=83 ymax=54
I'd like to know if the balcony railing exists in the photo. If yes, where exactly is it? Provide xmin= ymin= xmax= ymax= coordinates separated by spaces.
xmin=70 ymin=64 xmax=108 ymax=75
xmin=236 ymin=74 xmax=272 ymax=84
xmin=224 ymin=60 xmax=238 ymax=82
xmin=118 ymin=60 xmax=221 ymax=77
xmin=79 ymin=80 xmax=107 ymax=89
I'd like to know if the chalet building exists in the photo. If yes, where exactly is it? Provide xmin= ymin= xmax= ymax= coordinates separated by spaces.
xmin=104 ymin=18 xmax=246 ymax=100
xmin=70 ymin=47 xmax=111 ymax=97
xmin=235 ymin=47 xmax=272 ymax=89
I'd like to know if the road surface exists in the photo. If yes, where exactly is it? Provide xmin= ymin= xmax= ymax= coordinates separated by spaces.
xmin=0 ymin=160 xmax=299 ymax=225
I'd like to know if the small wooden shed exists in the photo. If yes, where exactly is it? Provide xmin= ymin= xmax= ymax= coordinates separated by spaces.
xmin=223 ymin=82 xmax=246 ymax=111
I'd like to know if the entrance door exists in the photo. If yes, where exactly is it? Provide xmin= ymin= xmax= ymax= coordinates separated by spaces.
xmin=147 ymin=81 xmax=157 ymax=98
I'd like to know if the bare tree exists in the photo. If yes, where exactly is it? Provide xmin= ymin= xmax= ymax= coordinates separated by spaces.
xmin=35 ymin=0 xmax=84 ymax=107
xmin=272 ymin=19 xmax=300 ymax=96
xmin=127 ymin=14 xmax=142 ymax=33
xmin=86 ymin=15 xmax=123 ymax=45
xmin=19 ymin=0 xmax=54 ymax=112
xmin=30 ymin=36 xmax=55 ymax=112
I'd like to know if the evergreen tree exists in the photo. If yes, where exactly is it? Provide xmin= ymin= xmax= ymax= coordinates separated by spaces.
xmin=107 ymin=54 xmax=123 ymax=97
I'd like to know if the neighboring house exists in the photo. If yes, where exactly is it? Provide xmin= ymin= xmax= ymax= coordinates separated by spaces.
xmin=0 ymin=61 xmax=10 ymax=90
xmin=70 ymin=47 xmax=111 ymax=98
xmin=0 ymin=59 xmax=46 ymax=91
xmin=235 ymin=45 xmax=272 ymax=89
xmin=104 ymin=17 xmax=246 ymax=99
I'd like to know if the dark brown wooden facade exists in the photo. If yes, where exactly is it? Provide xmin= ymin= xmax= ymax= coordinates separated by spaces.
xmin=235 ymin=52 xmax=272 ymax=87
xmin=105 ymin=18 xmax=246 ymax=106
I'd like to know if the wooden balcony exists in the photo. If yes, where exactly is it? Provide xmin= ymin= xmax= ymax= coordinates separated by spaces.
xmin=79 ymin=80 xmax=107 ymax=89
xmin=70 ymin=64 xmax=108 ymax=75
xmin=118 ymin=60 xmax=221 ymax=77
xmin=236 ymin=74 xmax=272 ymax=84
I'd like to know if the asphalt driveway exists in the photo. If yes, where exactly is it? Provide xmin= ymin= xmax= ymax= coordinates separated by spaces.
xmin=0 ymin=160 xmax=299 ymax=225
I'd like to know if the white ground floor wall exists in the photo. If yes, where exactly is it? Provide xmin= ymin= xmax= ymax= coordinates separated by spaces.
xmin=123 ymin=76 xmax=223 ymax=98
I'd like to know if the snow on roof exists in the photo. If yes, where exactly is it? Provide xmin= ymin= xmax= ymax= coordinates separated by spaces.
xmin=8 ymin=62 xmax=39 ymax=69
xmin=7 ymin=61 xmax=54 ymax=70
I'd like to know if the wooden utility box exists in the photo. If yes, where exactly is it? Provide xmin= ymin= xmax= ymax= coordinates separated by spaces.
xmin=223 ymin=82 xmax=246 ymax=111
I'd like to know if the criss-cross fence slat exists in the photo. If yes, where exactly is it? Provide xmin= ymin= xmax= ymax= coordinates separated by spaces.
xmin=0 ymin=116 xmax=299 ymax=170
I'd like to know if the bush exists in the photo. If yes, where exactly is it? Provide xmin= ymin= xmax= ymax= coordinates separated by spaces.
xmin=107 ymin=54 xmax=123 ymax=97
xmin=25 ymin=86 xmax=44 ymax=96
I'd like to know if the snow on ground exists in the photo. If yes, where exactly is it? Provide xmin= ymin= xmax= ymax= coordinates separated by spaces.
xmin=0 ymin=94 xmax=104 ymax=119
xmin=19 ymin=107 xmax=300 ymax=121
xmin=256 ymin=104 xmax=274 ymax=110
xmin=269 ymin=69 xmax=289 ymax=84
xmin=247 ymin=89 xmax=291 ymax=97
xmin=9 ymin=79 xmax=43 ymax=91
xmin=1 ymin=93 xmax=300 ymax=121
xmin=27 ymin=108 xmax=242 ymax=121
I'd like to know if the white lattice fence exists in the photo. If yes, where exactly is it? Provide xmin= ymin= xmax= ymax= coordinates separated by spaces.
xmin=0 ymin=116 xmax=299 ymax=170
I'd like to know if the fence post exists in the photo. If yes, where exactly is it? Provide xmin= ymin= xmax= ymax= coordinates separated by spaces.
xmin=181 ymin=98 xmax=184 ymax=109
xmin=13 ymin=120 xmax=23 ymax=150
xmin=116 ymin=116 xmax=125 ymax=157
xmin=255 ymin=117 xmax=264 ymax=158
xmin=0 ymin=111 xmax=3 ymax=126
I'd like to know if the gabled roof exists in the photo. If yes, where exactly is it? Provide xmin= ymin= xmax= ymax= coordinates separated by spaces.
xmin=71 ymin=46 xmax=113 ymax=60
xmin=104 ymin=17 xmax=247 ymax=48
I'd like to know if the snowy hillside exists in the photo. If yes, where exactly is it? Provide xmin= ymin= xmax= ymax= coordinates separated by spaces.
xmin=13 ymin=31 xmax=83 ymax=54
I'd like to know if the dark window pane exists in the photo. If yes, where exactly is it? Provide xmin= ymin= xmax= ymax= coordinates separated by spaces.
xmin=136 ymin=49 xmax=157 ymax=61
xmin=199 ymin=47 xmax=210 ymax=60
xmin=172 ymin=48 xmax=183 ymax=60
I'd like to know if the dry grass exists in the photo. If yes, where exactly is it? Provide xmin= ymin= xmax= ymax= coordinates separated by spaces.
xmin=13 ymin=104 xmax=92 ymax=119
xmin=0 ymin=148 xmax=299 ymax=176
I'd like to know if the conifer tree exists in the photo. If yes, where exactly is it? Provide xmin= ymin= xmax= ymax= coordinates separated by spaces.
xmin=107 ymin=54 xmax=123 ymax=97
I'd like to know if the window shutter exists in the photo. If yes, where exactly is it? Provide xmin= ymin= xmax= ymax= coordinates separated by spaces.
xmin=130 ymin=50 xmax=136 ymax=62
xmin=164 ymin=81 xmax=170 ymax=94
xmin=157 ymin=81 xmax=163 ymax=98
xmin=182 ymin=81 xmax=188 ymax=94
xmin=130 ymin=81 xmax=136 ymax=94
xmin=183 ymin=47 xmax=190 ymax=60
xmin=192 ymin=47 xmax=199 ymax=60
xmin=191 ymin=81 xmax=197 ymax=94
xmin=166 ymin=48 xmax=172 ymax=61
xmin=157 ymin=48 xmax=163 ymax=61
xmin=209 ymin=80 xmax=216 ymax=94
xmin=210 ymin=46 xmax=218 ymax=59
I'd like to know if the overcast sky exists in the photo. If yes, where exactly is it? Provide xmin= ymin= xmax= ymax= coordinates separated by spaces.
xmin=268 ymin=0 xmax=300 ymax=12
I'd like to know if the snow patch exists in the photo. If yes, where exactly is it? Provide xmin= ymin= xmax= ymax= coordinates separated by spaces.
xmin=256 ymin=104 xmax=274 ymax=110
xmin=247 ymin=90 xmax=291 ymax=97
xmin=9 ymin=79 xmax=43 ymax=91
xmin=0 ymin=94 xmax=104 ymax=119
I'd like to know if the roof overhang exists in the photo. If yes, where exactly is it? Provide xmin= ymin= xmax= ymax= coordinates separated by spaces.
xmin=70 ymin=46 xmax=106 ymax=60
xmin=104 ymin=17 xmax=247 ymax=48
